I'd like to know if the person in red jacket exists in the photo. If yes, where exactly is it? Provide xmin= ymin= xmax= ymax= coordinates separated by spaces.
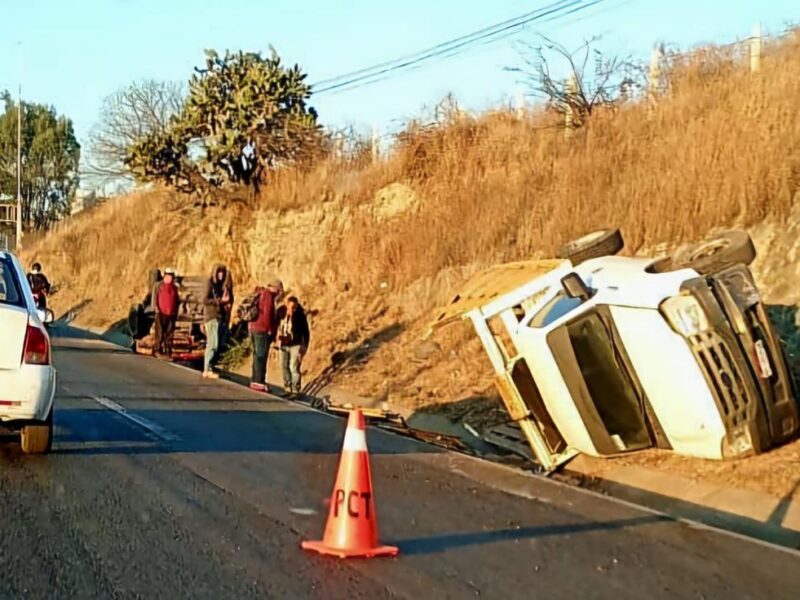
xmin=152 ymin=267 xmax=180 ymax=357
xmin=248 ymin=278 xmax=283 ymax=391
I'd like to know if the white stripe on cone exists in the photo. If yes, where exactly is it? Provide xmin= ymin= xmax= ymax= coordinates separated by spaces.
xmin=342 ymin=426 xmax=367 ymax=452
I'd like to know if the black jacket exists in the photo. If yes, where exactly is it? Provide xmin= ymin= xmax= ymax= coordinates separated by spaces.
xmin=203 ymin=264 xmax=234 ymax=322
xmin=27 ymin=272 xmax=50 ymax=295
xmin=276 ymin=304 xmax=310 ymax=348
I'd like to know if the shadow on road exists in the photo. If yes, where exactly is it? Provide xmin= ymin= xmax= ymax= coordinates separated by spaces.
xmin=56 ymin=345 xmax=131 ymax=355
xmin=395 ymin=515 xmax=670 ymax=555
xmin=50 ymin=407 xmax=438 ymax=457
xmin=767 ymin=478 xmax=800 ymax=529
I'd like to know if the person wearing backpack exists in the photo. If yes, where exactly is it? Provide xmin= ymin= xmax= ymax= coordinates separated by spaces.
xmin=246 ymin=278 xmax=283 ymax=391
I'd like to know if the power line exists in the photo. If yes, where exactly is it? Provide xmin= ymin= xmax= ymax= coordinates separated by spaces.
xmin=312 ymin=0 xmax=607 ymax=96
xmin=313 ymin=0 xmax=594 ymax=94
xmin=313 ymin=0 xmax=575 ymax=89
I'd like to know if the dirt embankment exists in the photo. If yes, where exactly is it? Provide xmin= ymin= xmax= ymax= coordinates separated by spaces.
xmin=26 ymin=33 xmax=800 ymax=499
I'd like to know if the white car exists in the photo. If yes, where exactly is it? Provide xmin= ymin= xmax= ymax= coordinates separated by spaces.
xmin=0 ymin=251 xmax=56 ymax=454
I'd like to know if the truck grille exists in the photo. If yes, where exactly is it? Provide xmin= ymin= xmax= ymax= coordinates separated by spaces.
xmin=689 ymin=331 xmax=751 ymax=427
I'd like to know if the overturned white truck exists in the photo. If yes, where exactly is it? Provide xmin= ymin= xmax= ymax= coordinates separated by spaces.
xmin=429 ymin=229 xmax=799 ymax=472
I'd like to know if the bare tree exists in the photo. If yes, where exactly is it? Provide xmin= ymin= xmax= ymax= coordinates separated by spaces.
xmin=84 ymin=79 xmax=184 ymax=185
xmin=508 ymin=36 xmax=646 ymax=129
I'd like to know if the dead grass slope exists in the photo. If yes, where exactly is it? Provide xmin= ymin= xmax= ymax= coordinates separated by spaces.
xmin=25 ymin=33 xmax=800 ymax=498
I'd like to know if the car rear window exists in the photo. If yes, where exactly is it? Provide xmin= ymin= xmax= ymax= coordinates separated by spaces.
xmin=0 ymin=257 xmax=25 ymax=308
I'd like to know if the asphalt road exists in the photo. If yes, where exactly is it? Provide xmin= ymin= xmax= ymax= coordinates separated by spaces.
xmin=1 ymin=327 xmax=799 ymax=599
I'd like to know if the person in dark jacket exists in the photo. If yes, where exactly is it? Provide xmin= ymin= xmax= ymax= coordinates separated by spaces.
xmin=202 ymin=263 xmax=233 ymax=379
xmin=152 ymin=267 xmax=180 ymax=357
xmin=248 ymin=279 xmax=283 ymax=392
xmin=275 ymin=295 xmax=310 ymax=396
xmin=26 ymin=262 xmax=51 ymax=310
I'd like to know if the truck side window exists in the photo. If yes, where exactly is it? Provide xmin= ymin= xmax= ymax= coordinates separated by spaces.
xmin=528 ymin=292 xmax=582 ymax=328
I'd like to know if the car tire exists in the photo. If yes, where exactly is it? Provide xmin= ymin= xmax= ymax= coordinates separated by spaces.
xmin=556 ymin=229 xmax=624 ymax=265
xmin=20 ymin=408 xmax=53 ymax=455
xmin=673 ymin=230 xmax=756 ymax=274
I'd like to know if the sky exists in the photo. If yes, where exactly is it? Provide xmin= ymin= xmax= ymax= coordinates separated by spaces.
xmin=1 ymin=0 xmax=798 ymax=172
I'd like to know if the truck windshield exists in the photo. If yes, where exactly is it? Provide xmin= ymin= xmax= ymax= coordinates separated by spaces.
xmin=0 ymin=257 xmax=25 ymax=308
xmin=562 ymin=311 xmax=651 ymax=452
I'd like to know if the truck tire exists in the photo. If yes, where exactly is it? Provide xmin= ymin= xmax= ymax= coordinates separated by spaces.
xmin=20 ymin=408 xmax=53 ymax=455
xmin=556 ymin=229 xmax=624 ymax=265
xmin=673 ymin=231 xmax=756 ymax=274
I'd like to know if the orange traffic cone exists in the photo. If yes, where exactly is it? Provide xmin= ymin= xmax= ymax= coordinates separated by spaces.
xmin=302 ymin=409 xmax=399 ymax=559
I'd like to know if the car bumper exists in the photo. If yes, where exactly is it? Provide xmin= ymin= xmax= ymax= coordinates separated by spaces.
xmin=0 ymin=365 xmax=56 ymax=424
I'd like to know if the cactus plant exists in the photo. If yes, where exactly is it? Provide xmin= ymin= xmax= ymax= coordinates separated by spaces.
xmin=125 ymin=48 xmax=320 ymax=198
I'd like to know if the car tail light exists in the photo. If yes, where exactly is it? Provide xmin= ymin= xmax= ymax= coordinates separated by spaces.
xmin=23 ymin=323 xmax=50 ymax=365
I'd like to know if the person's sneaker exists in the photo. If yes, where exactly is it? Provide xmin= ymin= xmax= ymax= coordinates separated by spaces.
xmin=249 ymin=382 xmax=266 ymax=392
xmin=203 ymin=371 xmax=219 ymax=380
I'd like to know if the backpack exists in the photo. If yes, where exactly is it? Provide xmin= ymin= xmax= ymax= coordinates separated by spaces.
xmin=237 ymin=292 xmax=260 ymax=322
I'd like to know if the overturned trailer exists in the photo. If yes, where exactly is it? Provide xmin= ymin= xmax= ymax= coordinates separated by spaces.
xmin=128 ymin=269 xmax=209 ymax=361
xmin=428 ymin=229 xmax=799 ymax=472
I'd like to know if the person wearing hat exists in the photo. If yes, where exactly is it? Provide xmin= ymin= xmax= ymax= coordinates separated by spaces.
xmin=247 ymin=278 xmax=284 ymax=391
xmin=152 ymin=267 xmax=180 ymax=358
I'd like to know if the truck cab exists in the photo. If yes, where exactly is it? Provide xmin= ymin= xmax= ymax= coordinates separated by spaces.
xmin=429 ymin=230 xmax=799 ymax=471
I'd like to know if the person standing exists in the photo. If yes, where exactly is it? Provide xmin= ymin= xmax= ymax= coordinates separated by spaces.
xmin=202 ymin=264 xmax=231 ymax=379
xmin=275 ymin=295 xmax=310 ymax=397
xmin=248 ymin=279 xmax=283 ymax=392
xmin=218 ymin=268 xmax=234 ymax=352
xmin=26 ymin=262 xmax=51 ymax=310
xmin=152 ymin=267 xmax=180 ymax=357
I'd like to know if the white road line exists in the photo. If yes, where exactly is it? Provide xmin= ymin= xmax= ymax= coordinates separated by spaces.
xmin=91 ymin=396 xmax=181 ymax=443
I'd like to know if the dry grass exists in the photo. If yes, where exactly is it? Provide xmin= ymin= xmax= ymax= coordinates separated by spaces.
xmin=328 ymin=34 xmax=800 ymax=294
xmin=22 ymin=33 xmax=800 ymax=497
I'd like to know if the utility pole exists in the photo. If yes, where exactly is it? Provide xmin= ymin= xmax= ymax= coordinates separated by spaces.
xmin=750 ymin=22 xmax=762 ymax=73
xmin=371 ymin=123 xmax=380 ymax=162
xmin=16 ymin=84 xmax=22 ymax=251
xmin=648 ymin=46 xmax=664 ymax=98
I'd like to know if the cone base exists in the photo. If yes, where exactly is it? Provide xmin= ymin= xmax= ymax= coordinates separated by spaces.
xmin=301 ymin=539 xmax=399 ymax=559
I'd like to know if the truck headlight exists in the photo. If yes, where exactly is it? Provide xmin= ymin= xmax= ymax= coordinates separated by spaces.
xmin=660 ymin=294 xmax=710 ymax=337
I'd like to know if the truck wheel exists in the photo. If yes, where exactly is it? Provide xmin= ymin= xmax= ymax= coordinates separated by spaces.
xmin=556 ymin=229 xmax=624 ymax=265
xmin=20 ymin=408 xmax=53 ymax=455
xmin=673 ymin=231 xmax=756 ymax=274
